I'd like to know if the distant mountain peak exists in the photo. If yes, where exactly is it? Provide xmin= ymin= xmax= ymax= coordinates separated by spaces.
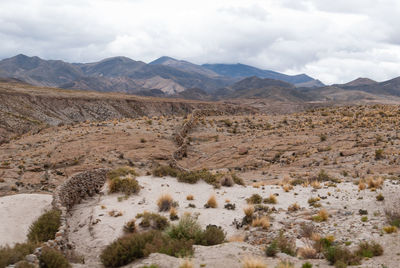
xmin=343 ymin=77 xmax=377 ymax=87
xmin=97 ymin=56 xmax=137 ymax=64
xmin=149 ymin=56 xmax=190 ymax=65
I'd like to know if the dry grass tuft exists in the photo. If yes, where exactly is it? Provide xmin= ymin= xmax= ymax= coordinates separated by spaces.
xmin=288 ymin=202 xmax=300 ymax=212
xmin=282 ymin=184 xmax=293 ymax=192
xmin=169 ymin=207 xmax=178 ymax=221
xmin=179 ymin=258 xmax=193 ymax=268
xmin=383 ymin=226 xmax=398 ymax=233
xmin=157 ymin=193 xmax=174 ymax=212
xmin=205 ymin=194 xmax=218 ymax=208
xmin=312 ymin=209 xmax=329 ymax=222
xmin=264 ymin=194 xmax=277 ymax=204
xmin=228 ymin=234 xmax=245 ymax=242
xmin=358 ymin=180 xmax=366 ymax=190
xmin=367 ymin=177 xmax=384 ymax=189
xmin=241 ymin=256 xmax=268 ymax=268
xmin=275 ymin=261 xmax=294 ymax=268
xmin=297 ymin=246 xmax=318 ymax=259
xmin=252 ymin=216 xmax=270 ymax=230
xmin=311 ymin=180 xmax=321 ymax=189
xmin=243 ymin=205 xmax=255 ymax=218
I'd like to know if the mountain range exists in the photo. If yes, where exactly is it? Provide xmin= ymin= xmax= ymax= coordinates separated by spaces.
xmin=1 ymin=54 xmax=400 ymax=104
xmin=0 ymin=54 xmax=321 ymax=95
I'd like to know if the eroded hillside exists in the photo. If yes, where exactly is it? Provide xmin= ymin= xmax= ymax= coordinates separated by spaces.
xmin=0 ymin=81 xmax=254 ymax=144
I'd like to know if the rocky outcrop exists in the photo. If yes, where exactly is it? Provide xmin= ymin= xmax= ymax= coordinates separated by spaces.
xmin=53 ymin=168 xmax=109 ymax=210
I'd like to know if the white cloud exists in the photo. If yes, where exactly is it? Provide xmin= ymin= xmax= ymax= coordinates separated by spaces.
xmin=0 ymin=0 xmax=400 ymax=84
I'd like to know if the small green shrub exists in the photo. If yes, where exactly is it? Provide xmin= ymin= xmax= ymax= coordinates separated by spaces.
xmin=178 ymin=169 xmax=220 ymax=186
xmin=247 ymin=194 xmax=263 ymax=204
xmin=108 ymin=167 xmax=138 ymax=181
xmin=123 ymin=219 xmax=136 ymax=233
xmin=276 ymin=232 xmax=296 ymax=256
xmin=109 ymin=177 xmax=140 ymax=195
xmin=266 ymin=231 xmax=296 ymax=257
xmin=376 ymin=193 xmax=384 ymax=201
xmin=301 ymin=262 xmax=313 ymax=268
xmin=136 ymin=212 xmax=169 ymax=231
xmin=316 ymin=170 xmax=340 ymax=183
xmin=101 ymin=231 xmax=159 ymax=267
xmin=375 ymin=149 xmax=384 ymax=160
xmin=39 ymin=247 xmax=71 ymax=268
xmin=27 ymin=209 xmax=61 ymax=243
xmin=355 ymin=241 xmax=383 ymax=258
xmin=152 ymin=166 xmax=180 ymax=178
xmin=196 ymin=225 xmax=226 ymax=246
xmin=263 ymin=195 xmax=277 ymax=204
xmin=231 ymin=173 xmax=244 ymax=185
xmin=153 ymin=166 xmax=220 ymax=186
xmin=265 ymin=240 xmax=278 ymax=257
xmin=166 ymin=215 xmax=202 ymax=241
xmin=324 ymin=245 xmax=360 ymax=267
xmin=0 ymin=242 xmax=37 ymax=268
xmin=290 ymin=179 xmax=305 ymax=186
xmin=15 ymin=261 xmax=35 ymax=268
xmin=101 ymin=231 xmax=193 ymax=267
xmin=143 ymin=235 xmax=193 ymax=258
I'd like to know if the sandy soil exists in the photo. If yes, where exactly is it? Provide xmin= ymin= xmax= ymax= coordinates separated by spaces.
xmin=0 ymin=193 xmax=52 ymax=246
xmin=68 ymin=176 xmax=400 ymax=267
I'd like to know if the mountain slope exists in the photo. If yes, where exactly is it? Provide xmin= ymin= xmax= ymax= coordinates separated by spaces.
xmin=202 ymin=63 xmax=324 ymax=87
xmin=149 ymin=56 xmax=221 ymax=77
xmin=332 ymin=76 xmax=400 ymax=97
xmin=218 ymin=76 xmax=311 ymax=102
xmin=0 ymin=54 xmax=83 ymax=87
xmin=0 ymin=55 xmax=233 ymax=95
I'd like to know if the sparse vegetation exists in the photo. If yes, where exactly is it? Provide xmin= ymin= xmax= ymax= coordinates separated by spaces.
xmin=275 ymin=261 xmax=294 ymax=268
xmin=312 ymin=209 xmax=329 ymax=222
xmin=247 ymin=194 xmax=263 ymax=204
xmin=109 ymin=176 xmax=140 ymax=195
xmin=107 ymin=167 xmax=138 ymax=181
xmin=39 ymin=247 xmax=71 ymax=268
xmin=266 ymin=231 xmax=296 ymax=257
xmin=241 ymin=256 xmax=267 ymax=268
xmin=136 ymin=212 xmax=169 ymax=230
xmin=0 ymin=242 xmax=37 ymax=268
xmin=231 ymin=173 xmax=245 ymax=185
xmin=123 ymin=219 xmax=136 ymax=233
xmin=252 ymin=216 xmax=270 ymax=230
xmin=375 ymin=149 xmax=385 ymax=160
xmin=263 ymin=194 xmax=277 ymax=204
xmin=100 ymin=230 xmax=191 ymax=267
xmin=383 ymin=225 xmax=398 ymax=233
xmin=179 ymin=259 xmax=193 ymax=268
xmin=243 ymin=205 xmax=255 ymax=219
xmin=27 ymin=209 xmax=61 ymax=243
xmin=157 ymin=194 xmax=175 ymax=212
xmin=288 ymin=202 xmax=300 ymax=212
xmin=153 ymin=166 xmax=221 ymax=186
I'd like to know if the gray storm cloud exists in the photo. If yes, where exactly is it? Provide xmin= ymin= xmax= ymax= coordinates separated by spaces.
xmin=0 ymin=0 xmax=400 ymax=84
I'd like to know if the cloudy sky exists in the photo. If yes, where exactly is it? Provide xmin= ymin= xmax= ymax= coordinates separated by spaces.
xmin=1 ymin=0 xmax=400 ymax=84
